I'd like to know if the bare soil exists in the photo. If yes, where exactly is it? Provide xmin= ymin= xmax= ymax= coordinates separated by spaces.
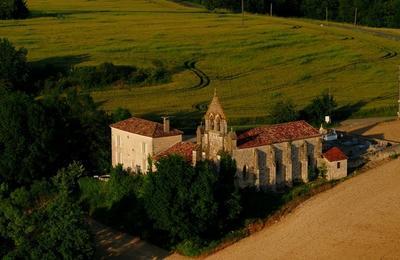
xmin=338 ymin=118 xmax=400 ymax=142
xmin=204 ymin=158 xmax=400 ymax=260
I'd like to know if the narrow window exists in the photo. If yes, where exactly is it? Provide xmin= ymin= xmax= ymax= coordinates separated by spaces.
xmin=118 ymin=152 xmax=122 ymax=164
xmin=142 ymin=142 xmax=147 ymax=154
xmin=242 ymin=165 xmax=247 ymax=180
xmin=337 ymin=162 xmax=341 ymax=169
xmin=276 ymin=160 xmax=280 ymax=173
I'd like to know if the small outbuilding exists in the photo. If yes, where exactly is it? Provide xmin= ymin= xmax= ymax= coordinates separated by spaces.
xmin=322 ymin=147 xmax=348 ymax=180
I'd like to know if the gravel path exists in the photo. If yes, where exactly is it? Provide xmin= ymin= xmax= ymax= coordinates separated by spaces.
xmin=206 ymin=158 xmax=400 ymax=259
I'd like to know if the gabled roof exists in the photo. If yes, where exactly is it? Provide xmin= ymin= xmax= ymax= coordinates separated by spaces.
xmin=237 ymin=121 xmax=321 ymax=149
xmin=323 ymin=147 xmax=348 ymax=162
xmin=153 ymin=142 xmax=198 ymax=162
xmin=205 ymin=91 xmax=226 ymax=119
xmin=110 ymin=117 xmax=183 ymax=138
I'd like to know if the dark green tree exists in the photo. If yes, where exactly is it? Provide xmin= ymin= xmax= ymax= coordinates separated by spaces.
xmin=0 ymin=88 xmax=110 ymax=187
xmin=143 ymin=154 xmax=241 ymax=242
xmin=0 ymin=38 xmax=29 ymax=90
xmin=111 ymin=107 xmax=132 ymax=123
xmin=300 ymin=90 xmax=337 ymax=125
xmin=269 ymin=97 xmax=298 ymax=124
xmin=0 ymin=164 xmax=94 ymax=259
xmin=0 ymin=0 xmax=29 ymax=20
xmin=0 ymin=90 xmax=53 ymax=187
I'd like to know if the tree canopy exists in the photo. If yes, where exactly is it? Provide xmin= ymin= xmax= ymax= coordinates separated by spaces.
xmin=0 ymin=0 xmax=29 ymax=20
xmin=192 ymin=0 xmax=400 ymax=28
xmin=0 ymin=163 xmax=94 ymax=259
xmin=0 ymin=38 xmax=29 ymax=90
xmin=269 ymin=97 xmax=298 ymax=124
xmin=143 ymin=155 xmax=241 ymax=243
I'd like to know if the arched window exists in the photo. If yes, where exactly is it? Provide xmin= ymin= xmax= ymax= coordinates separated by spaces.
xmin=209 ymin=114 xmax=214 ymax=130
xmin=214 ymin=115 xmax=221 ymax=131
xmin=242 ymin=165 xmax=248 ymax=180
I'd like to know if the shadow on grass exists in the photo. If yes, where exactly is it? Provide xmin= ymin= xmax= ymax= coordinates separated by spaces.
xmin=28 ymin=10 xmax=208 ymax=19
xmin=141 ymin=110 xmax=204 ymax=135
xmin=28 ymin=10 xmax=112 ymax=19
xmin=29 ymin=54 xmax=90 ymax=82
xmin=334 ymin=100 xmax=368 ymax=121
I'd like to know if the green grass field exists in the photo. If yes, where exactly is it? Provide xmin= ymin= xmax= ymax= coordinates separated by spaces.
xmin=2 ymin=0 xmax=400 ymax=128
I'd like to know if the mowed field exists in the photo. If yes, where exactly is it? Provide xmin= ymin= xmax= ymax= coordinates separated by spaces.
xmin=2 ymin=0 xmax=400 ymax=126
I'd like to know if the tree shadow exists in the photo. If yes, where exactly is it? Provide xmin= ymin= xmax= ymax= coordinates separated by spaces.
xmin=334 ymin=100 xmax=368 ymax=122
xmin=141 ymin=110 xmax=204 ymax=135
xmin=29 ymin=54 xmax=90 ymax=82
xmin=28 ymin=10 xmax=112 ymax=19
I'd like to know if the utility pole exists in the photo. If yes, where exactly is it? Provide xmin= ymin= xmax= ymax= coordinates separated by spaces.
xmin=326 ymin=7 xmax=328 ymax=24
xmin=241 ymin=0 xmax=244 ymax=26
xmin=270 ymin=2 xmax=273 ymax=16
xmin=354 ymin=8 xmax=358 ymax=26
xmin=398 ymin=65 xmax=400 ymax=119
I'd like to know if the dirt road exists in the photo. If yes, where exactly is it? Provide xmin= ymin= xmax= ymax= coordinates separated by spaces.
xmin=89 ymin=219 xmax=171 ymax=259
xmin=206 ymin=158 xmax=400 ymax=259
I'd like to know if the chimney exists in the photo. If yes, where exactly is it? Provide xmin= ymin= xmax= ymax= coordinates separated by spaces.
xmin=162 ymin=116 xmax=170 ymax=133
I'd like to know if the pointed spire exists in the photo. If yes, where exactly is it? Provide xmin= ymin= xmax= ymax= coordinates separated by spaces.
xmin=206 ymin=89 xmax=226 ymax=119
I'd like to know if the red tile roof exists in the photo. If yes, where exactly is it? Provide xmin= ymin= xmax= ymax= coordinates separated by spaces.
xmin=237 ymin=121 xmax=321 ymax=149
xmin=154 ymin=142 xmax=198 ymax=162
xmin=323 ymin=147 xmax=348 ymax=162
xmin=110 ymin=117 xmax=183 ymax=138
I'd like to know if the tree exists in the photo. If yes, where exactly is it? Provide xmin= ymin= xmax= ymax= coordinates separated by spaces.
xmin=0 ymin=89 xmax=110 ymax=187
xmin=0 ymin=38 xmax=29 ymax=90
xmin=0 ymin=164 xmax=94 ymax=259
xmin=143 ymin=155 xmax=241 ymax=243
xmin=269 ymin=96 xmax=298 ymax=124
xmin=300 ymin=90 xmax=337 ymax=125
xmin=0 ymin=0 xmax=29 ymax=20
xmin=0 ymin=90 xmax=53 ymax=187
xmin=111 ymin=107 xmax=132 ymax=123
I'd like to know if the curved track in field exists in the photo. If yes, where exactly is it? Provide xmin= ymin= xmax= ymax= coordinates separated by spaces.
xmin=184 ymin=60 xmax=210 ymax=89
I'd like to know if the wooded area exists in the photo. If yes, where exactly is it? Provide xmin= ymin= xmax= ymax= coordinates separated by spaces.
xmin=196 ymin=0 xmax=400 ymax=28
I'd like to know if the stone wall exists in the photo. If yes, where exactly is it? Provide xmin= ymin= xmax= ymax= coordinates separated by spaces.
xmin=233 ymin=137 xmax=321 ymax=190
xmin=323 ymin=159 xmax=347 ymax=180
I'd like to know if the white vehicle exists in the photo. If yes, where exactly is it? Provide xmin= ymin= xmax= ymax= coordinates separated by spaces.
xmin=98 ymin=175 xmax=111 ymax=182
xmin=324 ymin=129 xmax=338 ymax=141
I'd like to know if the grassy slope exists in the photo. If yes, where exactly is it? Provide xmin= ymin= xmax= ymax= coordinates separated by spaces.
xmin=2 ymin=0 xmax=400 ymax=128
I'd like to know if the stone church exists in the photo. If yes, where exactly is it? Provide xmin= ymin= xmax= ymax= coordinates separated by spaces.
xmin=110 ymin=92 xmax=347 ymax=190
xmin=192 ymin=92 xmax=323 ymax=190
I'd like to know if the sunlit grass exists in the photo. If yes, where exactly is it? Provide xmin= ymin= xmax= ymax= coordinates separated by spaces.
xmin=2 ymin=0 xmax=400 ymax=126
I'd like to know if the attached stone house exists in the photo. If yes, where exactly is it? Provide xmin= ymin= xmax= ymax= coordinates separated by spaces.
xmin=320 ymin=147 xmax=348 ymax=180
xmin=110 ymin=92 xmax=348 ymax=189
xmin=110 ymin=117 xmax=182 ymax=173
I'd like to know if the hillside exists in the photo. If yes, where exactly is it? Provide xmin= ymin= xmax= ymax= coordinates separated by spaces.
xmin=1 ymin=0 xmax=400 ymax=128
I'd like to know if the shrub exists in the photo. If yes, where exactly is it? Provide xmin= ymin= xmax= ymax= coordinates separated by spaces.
xmin=79 ymin=166 xmax=147 ymax=233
